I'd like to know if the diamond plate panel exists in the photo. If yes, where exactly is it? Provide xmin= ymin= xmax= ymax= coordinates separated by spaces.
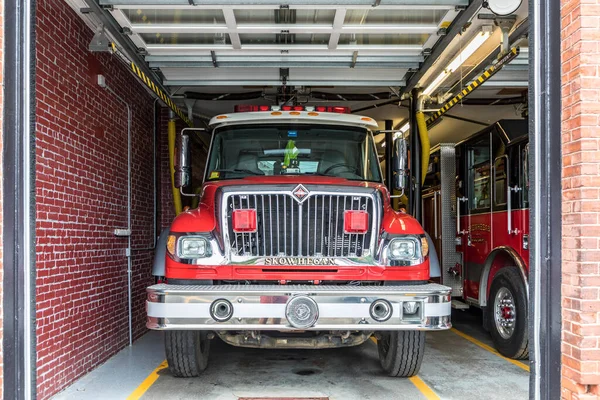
xmin=439 ymin=144 xmax=463 ymax=296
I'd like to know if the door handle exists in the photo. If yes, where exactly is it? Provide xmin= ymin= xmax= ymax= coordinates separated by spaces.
xmin=434 ymin=191 xmax=439 ymax=239
xmin=508 ymin=185 xmax=522 ymax=235
xmin=456 ymin=196 xmax=468 ymax=235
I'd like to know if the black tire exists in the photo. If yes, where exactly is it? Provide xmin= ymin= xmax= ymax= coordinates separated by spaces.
xmin=165 ymin=331 xmax=211 ymax=377
xmin=377 ymin=331 xmax=425 ymax=377
xmin=488 ymin=267 xmax=529 ymax=360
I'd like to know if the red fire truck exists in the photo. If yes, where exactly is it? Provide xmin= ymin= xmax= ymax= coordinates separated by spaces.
xmin=422 ymin=119 xmax=529 ymax=359
xmin=147 ymin=105 xmax=451 ymax=378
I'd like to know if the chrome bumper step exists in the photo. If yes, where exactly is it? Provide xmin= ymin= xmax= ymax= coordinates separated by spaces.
xmin=146 ymin=283 xmax=452 ymax=331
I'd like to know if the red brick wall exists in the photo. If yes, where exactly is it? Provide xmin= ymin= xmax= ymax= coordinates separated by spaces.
xmin=35 ymin=1 xmax=157 ymax=398
xmin=561 ymin=0 xmax=600 ymax=398
xmin=160 ymin=108 xmax=176 ymax=229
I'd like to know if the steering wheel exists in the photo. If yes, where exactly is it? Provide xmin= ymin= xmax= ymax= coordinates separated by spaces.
xmin=322 ymin=163 xmax=360 ymax=175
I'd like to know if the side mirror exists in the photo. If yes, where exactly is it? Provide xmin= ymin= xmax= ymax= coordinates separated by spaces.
xmin=175 ymin=133 xmax=191 ymax=188
xmin=393 ymin=138 xmax=408 ymax=190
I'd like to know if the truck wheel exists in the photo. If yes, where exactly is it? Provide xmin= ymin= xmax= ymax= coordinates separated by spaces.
xmin=165 ymin=331 xmax=211 ymax=377
xmin=377 ymin=331 xmax=425 ymax=377
xmin=488 ymin=267 xmax=529 ymax=360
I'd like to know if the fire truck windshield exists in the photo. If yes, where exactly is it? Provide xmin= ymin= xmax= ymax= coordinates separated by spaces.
xmin=206 ymin=124 xmax=382 ymax=182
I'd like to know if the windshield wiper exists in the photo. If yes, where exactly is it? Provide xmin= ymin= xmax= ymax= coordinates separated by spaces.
xmin=213 ymin=168 xmax=264 ymax=176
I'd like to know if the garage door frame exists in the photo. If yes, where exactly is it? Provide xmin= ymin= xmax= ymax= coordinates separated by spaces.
xmin=2 ymin=0 xmax=562 ymax=398
xmin=529 ymin=0 xmax=562 ymax=396
xmin=2 ymin=0 xmax=37 ymax=398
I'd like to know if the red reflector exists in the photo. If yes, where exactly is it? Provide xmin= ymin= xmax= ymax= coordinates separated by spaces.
xmin=281 ymin=105 xmax=305 ymax=111
xmin=331 ymin=106 xmax=351 ymax=114
xmin=234 ymin=105 xmax=271 ymax=112
xmin=232 ymin=209 xmax=257 ymax=233
xmin=313 ymin=105 xmax=351 ymax=114
xmin=344 ymin=210 xmax=369 ymax=234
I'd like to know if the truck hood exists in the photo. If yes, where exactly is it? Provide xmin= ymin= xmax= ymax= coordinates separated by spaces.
xmin=170 ymin=176 xmax=423 ymax=235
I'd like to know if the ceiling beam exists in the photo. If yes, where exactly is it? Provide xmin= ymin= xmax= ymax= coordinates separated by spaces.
xmin=145 ymin=43 xmax=425 ymax=55
xmin=130 ymin=22 xmax=439 ymax=34
xmin=100 ymin=0 xmax=469 ymax=7
xmin=146 ymin=55 xmax=424 ymax=62
xmin=150 ymin=61 xmax=420 ymax=68
xmin=401 ymin=0 xmax=484 ymax=95
xmin=164 ymin=79 xmax=406 ymax=86
xmin=222 ymin=9 xmax=242 ymax=49
xmin=328 ymin=9 xmax=347 ymax=50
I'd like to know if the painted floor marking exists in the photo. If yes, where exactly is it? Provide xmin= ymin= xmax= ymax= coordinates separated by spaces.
xmin=126 ymin=359 xmax=168 ymax=400
xmin=408 ymin=376 xmax=441 ymax=400
xmin=450 ymin=328 xmax=530 ymax=372
xmin=370 ymin=336 xmax=440 ymax=400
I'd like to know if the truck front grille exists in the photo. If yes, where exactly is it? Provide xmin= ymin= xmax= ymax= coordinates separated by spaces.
xmin=225 ymin=192 xmax=375 ymax=258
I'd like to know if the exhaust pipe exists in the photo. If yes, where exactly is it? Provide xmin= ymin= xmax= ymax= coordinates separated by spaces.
xmin=370 ymin=299 xmax=393 ymax=322
xmin=210 ymin=299 xmax=234 ymax=322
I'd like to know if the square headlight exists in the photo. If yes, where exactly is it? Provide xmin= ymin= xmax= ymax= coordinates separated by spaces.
xmin=178 ymin=237 xmax=211 ymax=259
xmin=388 ymin=238 xmax=420 ymax=261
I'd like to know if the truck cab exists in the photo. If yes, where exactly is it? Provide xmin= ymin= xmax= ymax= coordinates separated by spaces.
xmin=146 ymin=106 xmax=452 ymax=378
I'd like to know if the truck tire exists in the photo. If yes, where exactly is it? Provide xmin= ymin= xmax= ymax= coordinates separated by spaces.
xmin=165 ymin=331 xmax=211 ymax=377
xmin=377 ymin=331 xmax=425 ymax=377
xmin=488 ymin=267 xmax=529 ymax=360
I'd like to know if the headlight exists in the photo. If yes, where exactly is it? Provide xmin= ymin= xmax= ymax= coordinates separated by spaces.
xmin=178 ymin=237 xmax=211 ymax=259
xmin=388 ymin=237 xmax=421 ymax=261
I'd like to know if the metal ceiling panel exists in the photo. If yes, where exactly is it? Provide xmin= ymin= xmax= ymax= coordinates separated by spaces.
xmin=101 ymin=0 xmax=469 ymax=7
xmin=106 ymin=2 xmax=461 ymax=86
xmin=162 ymin=66 xmax=407 ymax=86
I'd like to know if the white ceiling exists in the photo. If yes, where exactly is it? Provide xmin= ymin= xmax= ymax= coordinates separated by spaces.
xmin=74 ymin=0 xmax=529 ymax=145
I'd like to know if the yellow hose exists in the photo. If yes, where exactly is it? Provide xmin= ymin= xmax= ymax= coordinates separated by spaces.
xmin=416 ymin=111 xmax=430 ymax=185
xmin=168 ymin=118 xmax=183 ymax=215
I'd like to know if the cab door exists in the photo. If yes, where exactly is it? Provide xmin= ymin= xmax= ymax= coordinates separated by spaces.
xmin=422 ymin=189 xmax=442 ymax=263
xmin=462 ymin=134 xmax=492 ymax=303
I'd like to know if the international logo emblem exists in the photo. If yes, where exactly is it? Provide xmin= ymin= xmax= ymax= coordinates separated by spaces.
xmin=292 ymin=184 xmax=309 ymax=203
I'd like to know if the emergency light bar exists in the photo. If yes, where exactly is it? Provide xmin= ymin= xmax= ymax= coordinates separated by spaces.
xmin=233 ymin=105 xmax=351 ymax=114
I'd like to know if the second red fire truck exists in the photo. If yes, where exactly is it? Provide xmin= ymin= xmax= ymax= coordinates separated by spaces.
xmin=422 ymin=119 xmax=529 ymax=359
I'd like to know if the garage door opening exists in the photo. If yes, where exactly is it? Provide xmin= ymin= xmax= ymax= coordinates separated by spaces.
xmin=1 ymin=0 xmax=566 ymax=398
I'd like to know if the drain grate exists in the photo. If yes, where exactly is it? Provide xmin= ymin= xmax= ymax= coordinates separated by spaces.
xmin=294 ymin=369 xmax=318 ymax=376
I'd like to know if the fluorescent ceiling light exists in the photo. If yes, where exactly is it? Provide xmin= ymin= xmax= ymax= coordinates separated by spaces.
xmin=423 ymin=29 xmax=493 ymax=96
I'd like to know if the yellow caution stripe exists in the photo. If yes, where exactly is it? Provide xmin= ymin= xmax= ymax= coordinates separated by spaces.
xmin=126 ymin=360 xmax=168 ymax=400
xmin=450 ymin=328 xmax=530 ymax=372
xmin=130 ymin=62 xmax=193 ymax=127
xmin=426 ymin=47 xmax=520 ymax=127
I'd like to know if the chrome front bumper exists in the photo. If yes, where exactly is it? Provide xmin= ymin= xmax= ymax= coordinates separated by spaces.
xmin=146 ymin=283 xmax=452 ymax=331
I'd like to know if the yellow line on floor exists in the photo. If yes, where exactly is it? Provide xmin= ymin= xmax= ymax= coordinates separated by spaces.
xmin=450 ymin=328 xmax=530 ymax=372
xmin=126 ymin=360 xmax=168 ymax=400
xmin=409 ymin=376 xmax=441 ymax=400
xmin=370 ymin=336 xmax=440 ymax=400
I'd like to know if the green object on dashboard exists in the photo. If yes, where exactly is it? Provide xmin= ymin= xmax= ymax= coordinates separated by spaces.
xmin=283 ymin=140 xmax=299 ymax=167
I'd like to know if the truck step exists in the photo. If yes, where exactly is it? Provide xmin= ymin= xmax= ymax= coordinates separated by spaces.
xmin=451 ymin=300 xmax=470 ymax=310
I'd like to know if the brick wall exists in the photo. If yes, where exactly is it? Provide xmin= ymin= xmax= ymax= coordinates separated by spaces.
xmin=561 ymin=0 xmax=600 ymax=398
xmin=160 ymin=108 xmax=176 ymax=229
xmin=35 ymin=0 xmax=157 ymax=398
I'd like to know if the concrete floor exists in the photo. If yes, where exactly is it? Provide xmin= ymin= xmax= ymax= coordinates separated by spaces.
xmin=54 ymin=310 xmax=530 ymax=400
